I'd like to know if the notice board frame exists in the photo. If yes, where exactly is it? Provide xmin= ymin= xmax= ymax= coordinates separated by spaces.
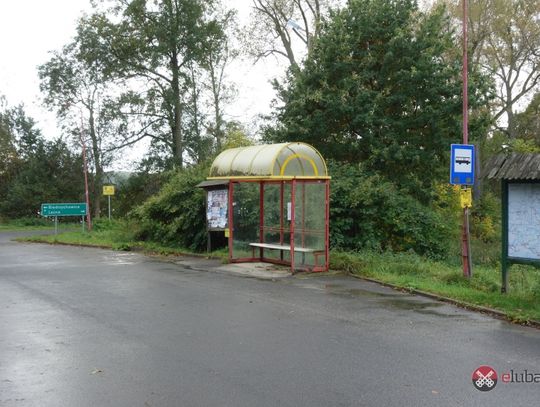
xmin=501 ymin=179 xmax=540 ymax=293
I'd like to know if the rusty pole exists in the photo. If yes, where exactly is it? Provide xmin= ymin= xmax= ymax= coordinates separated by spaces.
xmin=79 ymin=117 xmax=92 ymax=232
xmin=462 ymin=0 xmax=472 ymax=277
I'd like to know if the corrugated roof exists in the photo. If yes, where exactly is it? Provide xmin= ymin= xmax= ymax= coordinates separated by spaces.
xmin=208 ymin=142 xmax=329 ymax=179
xmin=484 ymin=153 xmax=540 ymax=180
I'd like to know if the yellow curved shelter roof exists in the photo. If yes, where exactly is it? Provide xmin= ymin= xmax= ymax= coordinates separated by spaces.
xmin=209 ymin=142 xmax=329 ymax=179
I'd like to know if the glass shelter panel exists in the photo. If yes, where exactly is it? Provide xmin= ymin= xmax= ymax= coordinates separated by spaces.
xmin=262 ymin=182 xmax=291 ymax=263
xmin=293 ymin=181 xmax=327 ymax=271
xmin=231 ymin=182 xmax=260 ymax=260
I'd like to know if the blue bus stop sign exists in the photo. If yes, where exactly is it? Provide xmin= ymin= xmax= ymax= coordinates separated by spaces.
xmin=450 ymin=144 xmax=475 ymax=185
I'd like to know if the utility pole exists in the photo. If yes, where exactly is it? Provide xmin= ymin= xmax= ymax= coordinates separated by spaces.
xmin=462 ymin=0 xmax=472 ymax=277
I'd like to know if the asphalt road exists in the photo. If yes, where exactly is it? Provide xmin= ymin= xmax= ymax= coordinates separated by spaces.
xmin=1 ymin=230 xmax=539 ymax=407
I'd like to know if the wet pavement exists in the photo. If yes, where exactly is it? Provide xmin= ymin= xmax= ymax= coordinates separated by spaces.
xmin=1 ymin=230 xmax=539 ymax=406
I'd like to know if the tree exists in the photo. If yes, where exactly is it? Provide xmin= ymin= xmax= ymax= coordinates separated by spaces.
xmin=0 ymin=99 xmax=19 ymax=206
xmin=39 ymin=36 xmax=120 ymax=218
xmin=0 ymin=102 xmax=84 ymax=218
xmin=244 ymin=0 xmax=331 ymax=68
xmin=200 ymin=9 xmax=238 ymax=152
xmin=183 ymin=8 xmax=238 ymax=161
xmin=441 ymin=0 xmax=540 ymax=138
xmin=514 ymin=92 xmax=540 ymax=144
xmin=80 ymin=0 xmax=229 ymax=168
xmin=266 ymin=0 xmax=491 ymax=202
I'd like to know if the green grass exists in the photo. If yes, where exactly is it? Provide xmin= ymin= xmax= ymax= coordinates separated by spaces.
xmin=0 ymin=217 xmax=79 ymax=231
xmin=17 ymin=219 xmax=228 ymax=260
xmin=331 ymin=250 xmax=540 ymax=323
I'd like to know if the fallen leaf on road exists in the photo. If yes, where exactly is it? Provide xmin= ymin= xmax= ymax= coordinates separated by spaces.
xmin=91 ymin=369 xmax=103 ymax=375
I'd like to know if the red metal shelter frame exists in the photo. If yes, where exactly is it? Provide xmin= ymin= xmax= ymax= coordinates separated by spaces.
xmin=225 ymin=178 xmax=330 ymax=273
xmin=206 ymin=142 xmax=330 ymax=274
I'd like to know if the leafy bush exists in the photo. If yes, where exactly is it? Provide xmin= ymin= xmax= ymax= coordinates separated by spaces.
xmin=114 ymin=171 xmax=171 ymax=217
xmin=328 ymin=160 xmax=454 ymax=258
xmin=471 ymin=191 xmax=500 ymax=243
xmin=9 ymin=216 xmax=52 ymax=227
xmin=130 ymin=164 xmax=208 ymax=252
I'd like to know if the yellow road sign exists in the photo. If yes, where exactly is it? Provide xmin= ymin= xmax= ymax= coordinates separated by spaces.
xmin=103 ymin=185 xmax=115 ymax=196
xmin=460 ymin=188 xmax=472 ymax=208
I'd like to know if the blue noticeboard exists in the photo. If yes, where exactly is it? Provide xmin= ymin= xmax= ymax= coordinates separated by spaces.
xmin=450 ymin=144 xmax=475 ymax=185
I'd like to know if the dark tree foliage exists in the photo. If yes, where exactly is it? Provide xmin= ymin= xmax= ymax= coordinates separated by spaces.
xmin=514 ymin=92 xmax=540 ymax=145
xmin=130 ymin=163 xmax=209 ymax=251
xmin=114 ymin=170 xmax=171 ymax=217
xmin=267 ymin=0 xmax=491 ymax=202
xmin=328 ymin=160 xmax=454 ymax=258
xmin=0 ymin=104 xmax=84 ymax=218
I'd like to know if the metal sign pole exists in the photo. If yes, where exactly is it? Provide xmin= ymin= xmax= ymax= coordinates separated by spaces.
xmin=461 ymin=0 xmax=472 ymax=278
xmin=79 ymin=117 xmax=92 ymax=232
xmin=55 ymin=216 xmax=58 ymax=235
xmin=82 ymin=216 xmax=85 ymax=233
xmin=108 ymin=195 xmax=111 ymax=220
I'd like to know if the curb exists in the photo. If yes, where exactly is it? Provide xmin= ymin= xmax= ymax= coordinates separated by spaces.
xmin=18 ymin=239 xmax=113 ymax=251
xmin=348 ymin=272 xmax=540 ymax=329
xmin=16 ymin=238 xmax=226 ymax=261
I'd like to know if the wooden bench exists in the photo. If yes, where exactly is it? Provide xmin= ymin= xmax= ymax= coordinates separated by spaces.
xmin=248 ymin=242 xmax=324 ymax=266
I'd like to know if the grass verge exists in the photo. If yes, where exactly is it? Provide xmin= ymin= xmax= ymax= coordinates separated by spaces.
xmin=0 ymin=217 xmax=77 ymax=231
xmin=331 ymin=251 xmax=540 ymax=324
xmin=16 ymin=219 xmax=229 ymax=261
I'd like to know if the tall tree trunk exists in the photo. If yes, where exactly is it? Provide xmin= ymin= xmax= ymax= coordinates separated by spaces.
xmin=210 ymin=61 xmax=224 ymax=151
xmin=506 ymin=104 xmax=516 ymax=138
xmin=171 ymin=55 xmax=183 ymax=168
xmin=89 ymin=109 xmax=102 ymax=218
xmin=190 ymin=63 xmax=204 ymax=161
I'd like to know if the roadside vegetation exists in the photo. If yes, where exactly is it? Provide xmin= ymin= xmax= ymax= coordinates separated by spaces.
xmin=16 ymin=219 xmax=218 ymax=258
xmin=332 ymin=251 xmax=540 ymax=323
xmin=0 ymin=217 xmax=67 ymax=231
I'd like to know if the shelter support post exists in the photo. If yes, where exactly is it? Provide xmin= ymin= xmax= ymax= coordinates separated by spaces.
xmin=290 ymin=179 xmax=296 ymax=274
xmin=325 ymin=180 xmax=330 ymax=271
xmin=280 ymin=182 xmax=284 ymax=260
xmin=259 ymin=182 xmax=264 ymax=259
xmin=302 ymin=183 xmax=306 ymax=248
xmin=228 ymin=181 xmax=234 ymax=263
xmin=501 ymin=180 xmax=509 ymax=293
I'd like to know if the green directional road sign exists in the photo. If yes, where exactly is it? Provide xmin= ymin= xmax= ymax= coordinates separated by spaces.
xmin=41 ymin=203 xmax=87 ymax=217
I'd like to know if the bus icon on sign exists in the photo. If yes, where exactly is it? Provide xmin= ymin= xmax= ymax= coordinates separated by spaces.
xmin=455 ymin=156 xmax=471 ymax=165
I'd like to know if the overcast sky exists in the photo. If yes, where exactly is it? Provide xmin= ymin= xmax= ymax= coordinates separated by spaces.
xmin=0 ymin=0 xmax=285 ymax=168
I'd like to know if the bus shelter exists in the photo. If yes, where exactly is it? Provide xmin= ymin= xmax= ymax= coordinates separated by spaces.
xmin=199 ymin=142 xmax=330 ymax=273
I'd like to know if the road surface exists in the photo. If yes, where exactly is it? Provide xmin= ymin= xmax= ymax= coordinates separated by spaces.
xmin=1 ymin=230 xmax=539 ymax=406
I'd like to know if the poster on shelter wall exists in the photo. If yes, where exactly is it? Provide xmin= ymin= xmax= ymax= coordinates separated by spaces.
xmin=207 ymin=189 xmax=228 ymax=229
